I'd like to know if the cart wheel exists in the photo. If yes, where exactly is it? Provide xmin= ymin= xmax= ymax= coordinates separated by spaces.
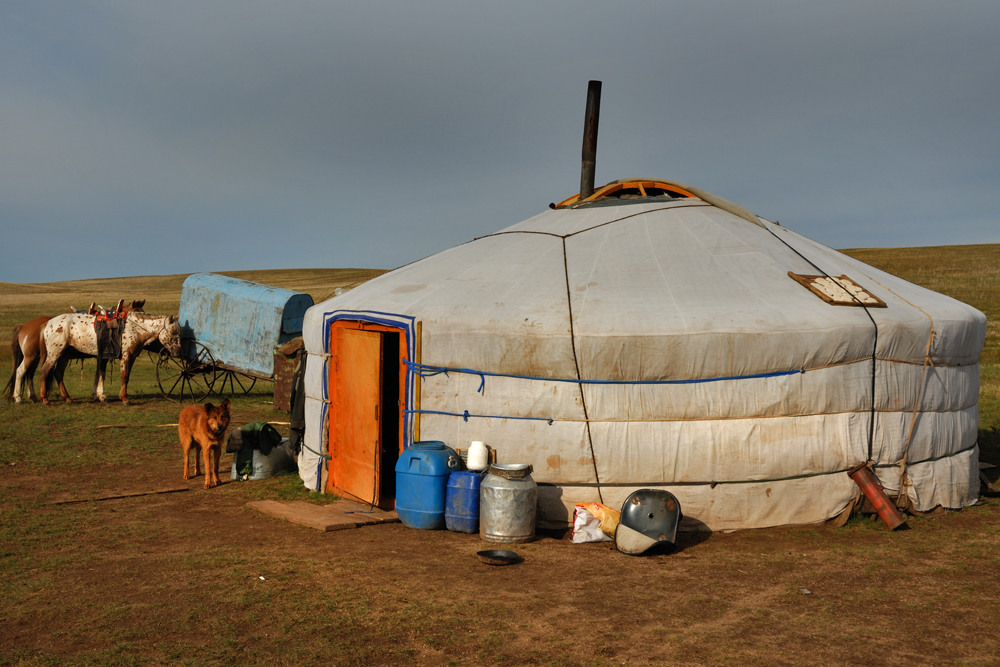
xmin=213 ymin=370 xmax=257 ymax=396
xmin=156 ymin=340 xmax=217 ymax=402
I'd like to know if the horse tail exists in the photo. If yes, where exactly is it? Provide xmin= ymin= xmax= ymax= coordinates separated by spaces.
xmin=2 ymin=324 xmax=24 ymax=401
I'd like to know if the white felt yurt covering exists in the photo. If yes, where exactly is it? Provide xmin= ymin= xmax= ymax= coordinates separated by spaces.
xmin=299 ymin=187 xmax=986 ymax=531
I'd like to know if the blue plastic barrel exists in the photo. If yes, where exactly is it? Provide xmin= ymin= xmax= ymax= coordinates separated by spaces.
xmin=395 ymin=441 xmax=461 ymax=530
xmin=445 ymin=471 xmax=484 ymax=533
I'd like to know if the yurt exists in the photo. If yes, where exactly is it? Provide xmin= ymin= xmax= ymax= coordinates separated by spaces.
xmin=297 ymin=176 xmax=986 ymax=531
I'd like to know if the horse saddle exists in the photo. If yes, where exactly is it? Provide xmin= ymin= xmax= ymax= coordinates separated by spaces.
xmin=94 ymin=314 xmax=126 ymax=361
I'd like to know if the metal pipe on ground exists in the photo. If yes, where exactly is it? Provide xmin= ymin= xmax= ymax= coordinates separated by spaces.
xmin=848 ymin=464 xmax=908 ymax=530
xmin=579 ymin=80 xmax=602 ymax=200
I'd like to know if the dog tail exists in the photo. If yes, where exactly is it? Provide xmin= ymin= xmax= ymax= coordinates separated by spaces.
xmin=2 ymin=324 xmax=23 ymax=401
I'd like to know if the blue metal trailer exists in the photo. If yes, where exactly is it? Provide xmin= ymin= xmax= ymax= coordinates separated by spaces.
xmin=156 ymin=273 xmax=314 ymax=401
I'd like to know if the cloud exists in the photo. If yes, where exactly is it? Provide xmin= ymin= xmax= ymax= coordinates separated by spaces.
xmin=1 ymin=1 xmax=997 ymax=282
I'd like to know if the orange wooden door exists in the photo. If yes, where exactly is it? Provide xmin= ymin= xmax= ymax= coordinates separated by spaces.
xmin=329 ymin=327 xmax=383 ymax=503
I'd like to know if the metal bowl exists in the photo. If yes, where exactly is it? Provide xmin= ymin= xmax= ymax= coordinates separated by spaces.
xmin=486 ymin=463 xmax=533 ymax=480
xmin=476 ymin=549 xmax=522 ymax=566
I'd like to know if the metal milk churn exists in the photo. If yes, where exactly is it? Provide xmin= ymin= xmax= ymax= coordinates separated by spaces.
xmin=480 ymin=464 xmax=537 ymax=543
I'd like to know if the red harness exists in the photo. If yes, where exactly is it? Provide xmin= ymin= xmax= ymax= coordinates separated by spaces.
xmin=94 ymin=310 xmax=129 ymax=326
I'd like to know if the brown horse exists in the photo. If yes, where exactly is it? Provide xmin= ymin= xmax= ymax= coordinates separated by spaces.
xmin=3 ymin=300 xmax=146 ymax=404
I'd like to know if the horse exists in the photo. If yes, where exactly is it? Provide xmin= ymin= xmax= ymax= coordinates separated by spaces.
xmin=39 ymin=309 xmax=182 ymax=406
xmin=3 ymin=300 xmax=146 ymax=404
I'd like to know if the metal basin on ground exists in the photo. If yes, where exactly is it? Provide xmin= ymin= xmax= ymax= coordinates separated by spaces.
xmin=476 ymin=549 xmax=522 ymax=566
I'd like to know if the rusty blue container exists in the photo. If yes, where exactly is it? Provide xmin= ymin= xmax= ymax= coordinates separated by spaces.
xmin=395 ymin=441 xmax=461 ymax=530
xmin=445 ymin=471 xmax=484 ymax=533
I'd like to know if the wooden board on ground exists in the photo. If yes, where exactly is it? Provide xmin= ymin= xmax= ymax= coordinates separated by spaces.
xmin=246 ymin=499 xmax=400 ymax=532
xmin=52 ymin=486 xmax=189 ymax=505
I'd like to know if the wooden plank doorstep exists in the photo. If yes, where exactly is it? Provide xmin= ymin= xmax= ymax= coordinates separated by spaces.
xmin=310 ymin=500 xmax=400 ymax=526
xmin=246 ymin=499 xmax=399 ymax=531
xmin=246 ymin=500 xmax=359 ymax=532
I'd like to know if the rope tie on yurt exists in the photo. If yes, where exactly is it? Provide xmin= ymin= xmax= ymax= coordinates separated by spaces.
xmin=302 ymin=436 xmax=332 ymax=494
xmin=300 ymin=441 xmax=332 ymax=461
xmin=896 ymin=325 xmax=936 ymax=507
xmin=562 ymin=236 xmax=603 ymax=503
xmin=840 ymin=272 xmax=940 ymax=509
xmin=763 ymin=225 xmax=954 ymax=512
xmin=761 ymin=223 xmax=880 ymax=463
xmin=475 ymin=203 xmax=705 ymax=244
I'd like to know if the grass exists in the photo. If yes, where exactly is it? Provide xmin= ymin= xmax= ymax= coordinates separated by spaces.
xmin=843 ymin=243 xmax=1000 ymax=367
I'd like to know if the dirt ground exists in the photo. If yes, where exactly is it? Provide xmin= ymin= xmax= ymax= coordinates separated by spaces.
xmin=4 ymin=452 xmax=1000 ymax=667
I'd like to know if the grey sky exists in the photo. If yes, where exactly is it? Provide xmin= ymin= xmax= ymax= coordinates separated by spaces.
xmin=2 ymin=1 xmax=998 ymax=283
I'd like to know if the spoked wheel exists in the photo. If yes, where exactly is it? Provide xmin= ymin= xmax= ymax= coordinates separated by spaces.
xmin=213 ymin=369 xmax=257 ymax=396
xmin=156 ymin=340 xmax=218 ymax=402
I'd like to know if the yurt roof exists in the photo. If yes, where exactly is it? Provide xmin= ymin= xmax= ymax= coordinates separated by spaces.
xmin=307 ymin=182 xmax=984 ymax=383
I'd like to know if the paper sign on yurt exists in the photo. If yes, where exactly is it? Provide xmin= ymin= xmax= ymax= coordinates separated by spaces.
xmin=788 ymin=272 xmax=887 ymax=307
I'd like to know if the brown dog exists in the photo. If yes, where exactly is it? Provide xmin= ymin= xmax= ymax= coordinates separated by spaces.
xmin=178 ymin=399 xmax=231 ymax=488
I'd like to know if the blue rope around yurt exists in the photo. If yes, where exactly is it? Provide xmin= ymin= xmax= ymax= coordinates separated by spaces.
xmin=403 ymin=408 xmax=554 ymax=424
xmin=403 ymin=359 xmax=803 ymax=393
xmin=403 ymin=360 xmax=805 ymax=426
